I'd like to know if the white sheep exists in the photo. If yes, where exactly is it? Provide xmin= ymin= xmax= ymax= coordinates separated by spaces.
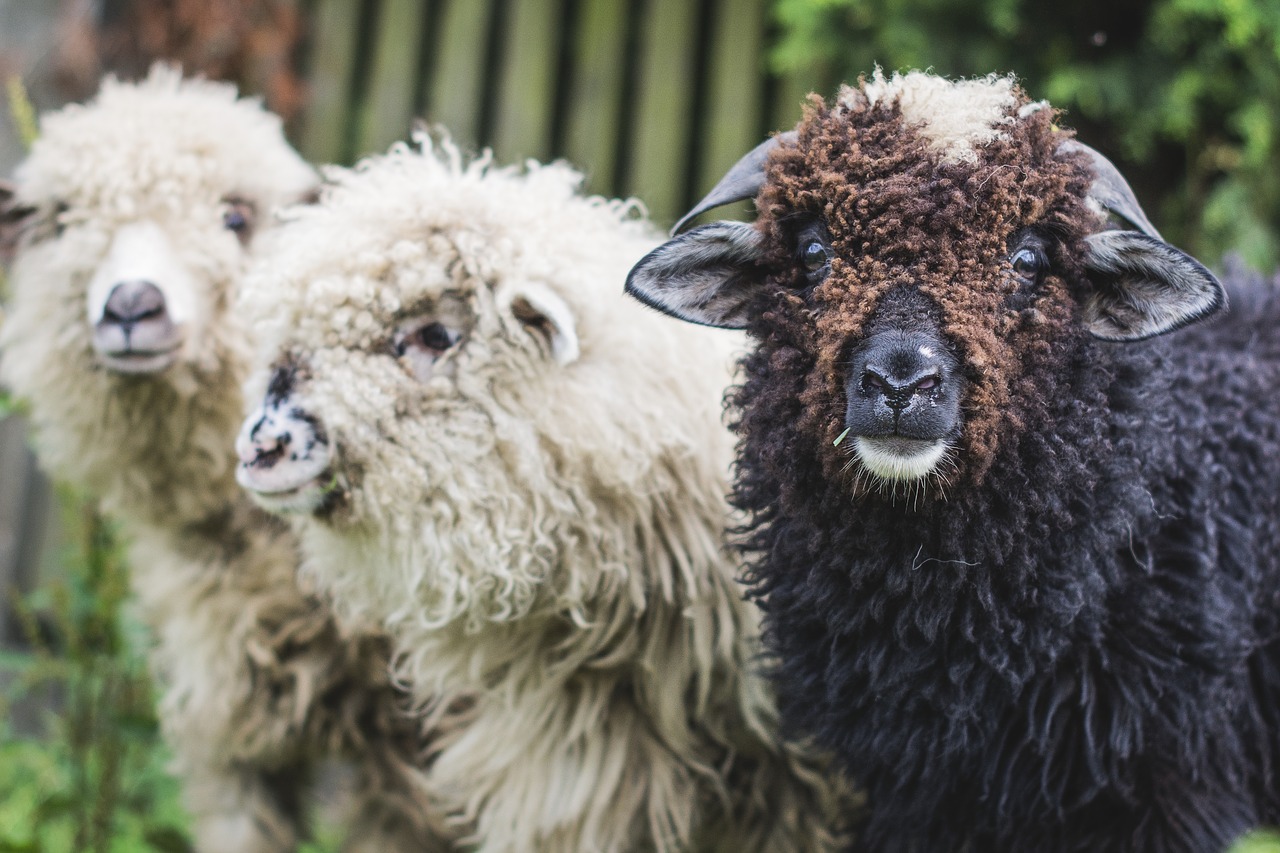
xmin=0 ymin=68 xmax=454 ymax=852
xmin=234 ymin=136 xmax=853 ymax=852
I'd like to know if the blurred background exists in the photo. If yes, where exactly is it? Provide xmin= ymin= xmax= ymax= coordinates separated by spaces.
xmin=0 ymin=0 xmax=1277 ymax=848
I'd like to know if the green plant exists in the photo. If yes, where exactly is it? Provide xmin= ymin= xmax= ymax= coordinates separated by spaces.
xmin=1234 ymin=828 xmax=1280 ymax=853
xmin=770 ymin=0 xmax=1280 ymax=270
xmin=0 ymin=495 xmax=191 ymax=853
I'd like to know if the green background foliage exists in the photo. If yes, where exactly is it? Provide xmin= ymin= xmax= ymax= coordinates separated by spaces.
xmin=771 ymin=0 xmax=1280 ymax=271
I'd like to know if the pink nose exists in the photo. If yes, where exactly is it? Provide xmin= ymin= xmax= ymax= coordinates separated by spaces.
xmin=236 ymin=409 xmax=293 ymax=468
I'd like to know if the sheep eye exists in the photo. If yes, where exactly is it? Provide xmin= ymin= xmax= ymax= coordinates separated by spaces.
xmin=415 ymin=322 xmax=457 ymax=354
xmin=395 ymin=319 xmax=462 ymax=383
xmin=802 ymin=240 xmax=829 ymax=272
xmin=1013 ymin=245 xmax=1044 ymax=281
xmin=222 ymin=198 xmax=256 ymax=244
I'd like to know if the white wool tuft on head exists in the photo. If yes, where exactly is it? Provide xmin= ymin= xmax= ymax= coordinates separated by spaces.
xmin=842 ymin=69 xmax=1020 ymax=164
xmin=15 ymin=63 xmax=316 ymax=214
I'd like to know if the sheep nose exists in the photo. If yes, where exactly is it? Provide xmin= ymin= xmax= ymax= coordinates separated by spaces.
xmin=236 ymin=407 xmax=294 ymax=469
xmin=845 ymin=329 xmax=961 ymax=442
xmin=861 ymin=364 xmax=942 ymax=411
xmin=100 ymin=280 xmax=167 ymax=330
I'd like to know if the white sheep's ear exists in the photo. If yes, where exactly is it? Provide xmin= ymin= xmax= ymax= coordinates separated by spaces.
xmin=1082 ymin=230 xmax=1225 ymax=341
xmin=0 ymin=180 xmax=34 ymax=264
xmin=503 ymin=280 xmax=580 ymax=365
xmin=625 ymin=221 xmax=769 ymax=329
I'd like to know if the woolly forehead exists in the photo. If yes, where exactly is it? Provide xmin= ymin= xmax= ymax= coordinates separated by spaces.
xmin=247 ymin=152 xmax=654 ymax=350
xmin=13 ymin=71 xmax=315 ymax=211
xmin=760 ymin=79 xmax=1078 ymax=282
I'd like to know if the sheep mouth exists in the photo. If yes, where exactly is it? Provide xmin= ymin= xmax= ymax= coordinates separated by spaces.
xmin=96 ymin=345 xmax=182 ymax=375
xmin=852 ymin=436 xmax=950 ymax=482
xmin=237 ymin=462 xmax=336 ymax=515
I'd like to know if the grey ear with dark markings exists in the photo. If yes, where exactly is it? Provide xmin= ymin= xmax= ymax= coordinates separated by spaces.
xmin=1061 ymin=140 xmax=1225 ymax=340
xmin=627 ymin=131 xmax=797 ymax=327
xmin=625 ymin=221 xmax=768 ymax=329
xmin=671 ymin=131 xmax=797 ymax=235
xmin=1081 ymin=230 xmax=1224 ymax=341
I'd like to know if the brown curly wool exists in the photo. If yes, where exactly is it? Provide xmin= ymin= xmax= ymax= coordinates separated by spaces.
xmin=752 ymin=86 xmax=1092 ymax=496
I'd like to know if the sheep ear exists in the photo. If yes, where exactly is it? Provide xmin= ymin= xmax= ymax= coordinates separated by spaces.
xmin=503 ymin=280 xmax=580 ymax=366
xmin=625 ymin=221 xmax=768 ymax=329
xmin=1082 ymin=230 xmax=1225 ymax=341
xmin=0 ymin=180 xmax=33 ymax=264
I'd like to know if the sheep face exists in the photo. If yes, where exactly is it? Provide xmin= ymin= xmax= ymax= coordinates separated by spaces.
xmin=235 ymin=142 xmax=741 ymax=630
xmin=0 ymin=68 xmax=315 ymax=386
xmin=627 ymin=72 xmax=1222 ymax=502
xmin=236 ymin=220 xmax=583 ymax=529
xmin=235 ymin=217 xmax=616 ymax=633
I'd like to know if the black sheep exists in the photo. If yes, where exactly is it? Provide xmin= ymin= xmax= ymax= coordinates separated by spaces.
xmin=626 ymin=70 xmax=1280 ymax=852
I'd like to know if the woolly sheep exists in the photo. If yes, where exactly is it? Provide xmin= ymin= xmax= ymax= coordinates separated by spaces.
xmin=233 ymin=136 xmax=853 ymax=853
xmin=626 ymin=70 xmax=1280 ymax=851
xmin=0 ymin=69 xmax=453 ymax=852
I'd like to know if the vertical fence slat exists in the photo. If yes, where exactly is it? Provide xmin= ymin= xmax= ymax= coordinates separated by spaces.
xmin=770 ymin=72 xmax=814 ymax=136
xmin=426 ymin=0 xmax=495 ymax=150
xmin=628 ymin=0 xmax=700 ymax=227
xmin=491 ymin=0 xmax=563 ymax=164
xmin=698 ymin=0 xmax=767 ymax=203
xmin=302 ymin=0 xmax=364 ymax=164
xmin=356 ymin=0 xmax=429 ymax=157
xmin=562 ymin=0 xmax=627 ymax=193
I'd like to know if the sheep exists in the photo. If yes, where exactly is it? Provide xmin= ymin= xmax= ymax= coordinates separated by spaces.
xmin=0 ymin=68 xmax=454 ymax=852
xmin=232 ymin=135 xmax=853 ymax=853
xmin=625 ymin=69 xmax=1280 ymax=852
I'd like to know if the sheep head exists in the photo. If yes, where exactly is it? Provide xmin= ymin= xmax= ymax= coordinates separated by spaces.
xmin=0 ymin=66 xmax=316 ymax=384
xmin=627 ymin=71 xmax=1222 ymax=503
xmin=235 ymin=138 xmax=741 ymax=629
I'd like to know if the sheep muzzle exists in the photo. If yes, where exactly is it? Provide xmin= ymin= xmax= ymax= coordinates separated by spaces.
xmin=236 ymin=390 xmax=335 ymax=515
xmin=92 ymin=280 xmax=184 ymax=373
xmin=840 ymin=290 xmax=963 ymax=484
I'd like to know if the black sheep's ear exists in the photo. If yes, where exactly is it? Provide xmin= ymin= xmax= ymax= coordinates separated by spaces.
xmin=625 ymin=221 xmax=769 ymax=329
xmin=1082 ymin=229 xmax=1225 ymax=341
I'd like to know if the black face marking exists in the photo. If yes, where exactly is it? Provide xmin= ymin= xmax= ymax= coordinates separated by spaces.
xmin=292 ymin=407 xmax=329 ymax=446
xmin=266 ymin=357 xmax=304 ymax=405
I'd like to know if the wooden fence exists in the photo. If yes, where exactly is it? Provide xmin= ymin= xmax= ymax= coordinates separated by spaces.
xmin=0 ymin=0 xmax=830 ymax=618
xmin=299 ymin=0 xmax=825 ymax=228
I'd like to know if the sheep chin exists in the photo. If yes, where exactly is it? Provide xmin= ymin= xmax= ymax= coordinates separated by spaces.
xmin=236 ymin=462 xmax=335 ymax=515
xmin=97 ymin=349 xmax=180 ymax=375
xmin=853 ymin=436 xmax=948 ymax=482
xmin=239 ymin=475 xmax=333 ymax=516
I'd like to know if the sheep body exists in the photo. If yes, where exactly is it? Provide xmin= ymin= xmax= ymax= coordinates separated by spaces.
xmin=625 ymin=71 xmax=1280 ymax=851
xmin=0 ymin=69 xmax=450 ymax=852
xmin=236 ymin=138 xmax=852 ymax=852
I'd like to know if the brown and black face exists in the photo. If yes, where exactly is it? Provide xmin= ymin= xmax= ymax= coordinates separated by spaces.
xmin=626 ymin=74 xmax=1222 ymax=502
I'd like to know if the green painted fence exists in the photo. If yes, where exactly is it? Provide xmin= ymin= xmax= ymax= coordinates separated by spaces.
xmin=298 ymin=0 xmax=824 ymax=229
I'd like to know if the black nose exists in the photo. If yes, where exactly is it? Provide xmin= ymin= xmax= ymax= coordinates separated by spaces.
xmin=846 ymin=329 xmax=961 ymax=441
xmin=102 ymin=280 xmax=166 ymax=330
xmin=862 ymin=362 xmax=942 ymax=411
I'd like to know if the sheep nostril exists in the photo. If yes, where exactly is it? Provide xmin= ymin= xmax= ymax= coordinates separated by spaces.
xmin=863 ymin=370 xmax=891 ymax=396
xmin=911 ymin=372 xmax=940 ymax=394
xmin=100 ymin=280 xmax=167 ymax=327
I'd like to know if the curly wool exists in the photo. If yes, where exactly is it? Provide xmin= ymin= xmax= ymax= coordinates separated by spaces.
xmin=728 ymin=74 xmax=1280 ymax=851
xmin=241 ymin=136 xmax=855 ymax=852
xmin=0 ymin=68 xmax=452 ymax=852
